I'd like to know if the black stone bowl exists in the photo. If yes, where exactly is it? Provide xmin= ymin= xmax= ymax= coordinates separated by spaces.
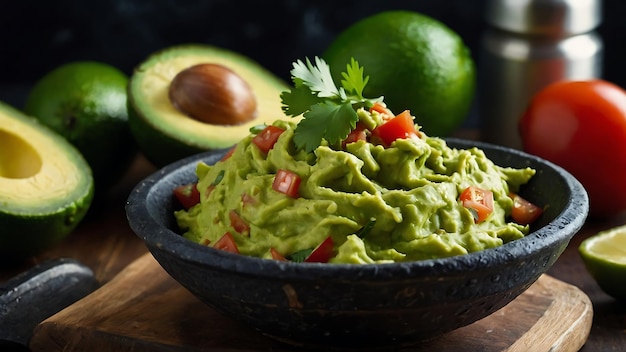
xmin=125 ymin=138 xmax=588 ymax=350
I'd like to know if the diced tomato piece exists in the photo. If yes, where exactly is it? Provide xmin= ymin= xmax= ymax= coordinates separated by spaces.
xmin=213 ymin=232 xmax=240 ymax=254
xmin=510 ymin=193 xmax=543 ymax=225
xmin=270 ymin=248 xmax=288 ymax=261
xmin=371 ymin=110 xmax=417 ymax=147
xmin=229 ymin=210 xmax=250 ymax=235
xmin=220 ymin=146 xmax=236 ymax=161
xmin=342 ymin=122 xmax=368 ymax=149
xmin=241 ymin=192 xmax=257 ymax=207
xmin=369 ymin=102 xmax=394 ymax=120
xmin=173 ymin=183 xmax=201 ymax=209
xmin=305 ymin=236 xmax=335 ymax=263
xmin=460 ymin=186 xmax=494 ymax=223
xmin=272 ymin=169 xmax=301 ymax=198
xmin=251 ymin=125 xmax=285 ymax=153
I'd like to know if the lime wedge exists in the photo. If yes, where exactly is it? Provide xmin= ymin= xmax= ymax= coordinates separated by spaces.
xmin=579 ymin=225 xmax=626 ymax=301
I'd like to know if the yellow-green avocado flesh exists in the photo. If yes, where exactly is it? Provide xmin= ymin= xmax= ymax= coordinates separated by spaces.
xmin=128 ymin=44 xmax=289 ymax=167
xmin=0 ymin=101 xmax=94 ymax=260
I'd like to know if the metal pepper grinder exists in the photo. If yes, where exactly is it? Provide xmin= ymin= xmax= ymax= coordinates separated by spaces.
xmin=479 ymin=0 xmax=603 ymax=149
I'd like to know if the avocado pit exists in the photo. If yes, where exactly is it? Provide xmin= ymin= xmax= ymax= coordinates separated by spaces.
xmin=168 ymin=63 xmax=258 ymax=125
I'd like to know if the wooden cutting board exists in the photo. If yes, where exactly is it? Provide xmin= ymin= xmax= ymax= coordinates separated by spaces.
xmin=29 ymin=253 xmax=593 ymax=352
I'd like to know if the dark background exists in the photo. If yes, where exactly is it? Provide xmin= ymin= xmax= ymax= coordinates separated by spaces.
xmin=1 ymin=0 xmax=623 ymax=128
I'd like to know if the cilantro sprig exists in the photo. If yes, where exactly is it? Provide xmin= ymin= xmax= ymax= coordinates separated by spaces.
xmin=280 ymin=57 xmax=382 ymax=152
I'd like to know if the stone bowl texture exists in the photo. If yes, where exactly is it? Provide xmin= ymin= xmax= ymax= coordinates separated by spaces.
xmin=125 ymin=138 xmax=588 ymax=350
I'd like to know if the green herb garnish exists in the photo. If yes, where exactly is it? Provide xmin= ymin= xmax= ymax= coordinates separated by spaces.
xmin=355 ymin=218 xmax=376 ymax=238
xmin=249 ymin=124 xmax=267 ymax=134
xmin=288 ymin=248 xmax=313 ymax=263
xmin=211 ymin=170 xmax=225 ymax=186
xmin=280 ymin=56 xmax=381 ymax=152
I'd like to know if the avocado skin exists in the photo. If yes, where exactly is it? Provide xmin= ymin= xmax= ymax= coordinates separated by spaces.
xmin=0 ymin=101 xmax=94 ymax=261
xmin=127 ymin=97 xmax=204 ymax=167
xmin=0 ymin=192 xmax=93 ymax=262
xmin=127 ymin=44 xmax=288 ymax=167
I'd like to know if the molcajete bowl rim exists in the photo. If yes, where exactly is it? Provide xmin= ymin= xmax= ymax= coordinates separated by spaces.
xmin=125 ymin=137 xmax=589 ymax=281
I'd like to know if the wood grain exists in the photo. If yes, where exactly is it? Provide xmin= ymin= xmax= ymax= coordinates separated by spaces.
xmin=29 ymin=253 xmax=593 ymax=352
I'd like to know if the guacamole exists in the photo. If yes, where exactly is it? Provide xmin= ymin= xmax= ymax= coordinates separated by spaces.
xmin=175 ymin=108 xmax=536 ymax=264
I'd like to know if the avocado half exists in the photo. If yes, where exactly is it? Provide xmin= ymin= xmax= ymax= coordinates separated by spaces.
xmin=128 ymin=44 xmax=289 ymax=167
xmin=0 ymin=101 xmax=94 ymax=260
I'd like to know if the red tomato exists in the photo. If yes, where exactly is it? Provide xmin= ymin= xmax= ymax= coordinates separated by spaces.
xmin=272 ymin=169 xmax=301 ymax=198
xmin=270 ymin=248 xmax=288 ymax=261
xmin=241 ymin=192 xmax=257 ymax=207
xmin=460 ymin=186 xmax=494 ymax=223
xmin=251 ymin=125 xmax=285 ymax=153
xmin=220 ymin=146 xmax=236 ymax=161
xmin=342 ymin=122 xmax=368 ymax=148
xmin=510 ymin=193 xmax=543 ymax=225
xmin=371 ymin=110 xmax=418 ymax=147
xmin=173 ymin=183 xmax=200 ymax=209
xmin=213 ymin=232 xmax=240 ymax=254
xmin=369 ymin=102 xmax=394 ymax=120
xmin=228 ymin=210 xmax=250 ymax=235
xmin=305 ymin=236 xmax=334 ymax=263
xmin=519 ymin=80 xmax=626 ymax=218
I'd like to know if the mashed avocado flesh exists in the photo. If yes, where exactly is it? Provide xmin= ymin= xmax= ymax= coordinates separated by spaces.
xmin=175 ymin=114 xmax=535 ymax=264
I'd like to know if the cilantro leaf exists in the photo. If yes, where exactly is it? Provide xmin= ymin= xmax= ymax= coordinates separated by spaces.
xmin=354 ymin=218 xmax=376 ymax=238
xmin=288 ymin=248 xmax=313 ymax=262
xmin=290 ymin=57 xmax=339 ymax=98
xmin=211 ymin=170 xmax=225 ymax=186
xmin=293 ymin=101 xmax=358 ymax=153
xmin=280 ymin=84 xmax=322 ymax=117
xmin=281 ymin=56 xmax=378 ymax=152
xmin=249 ymin=124 xmax=267 ymax=134
xmin=341 ymin=58 xmax=369 ymax=99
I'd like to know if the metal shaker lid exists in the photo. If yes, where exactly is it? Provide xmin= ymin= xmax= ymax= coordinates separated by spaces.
xmin=484 ymin=0 xmax=602 ymax=36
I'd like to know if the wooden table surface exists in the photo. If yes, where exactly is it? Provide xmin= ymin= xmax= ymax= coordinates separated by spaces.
xmin=1 ymin=151 xmax=625 ymax=351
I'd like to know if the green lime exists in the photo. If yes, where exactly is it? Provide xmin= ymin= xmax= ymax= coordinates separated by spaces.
xmin=23 ymin=61 xmax=136 ymax=192
xmin=579 ymin=225 xmax=626 ymax=300
xmin=324 ymin=10 xmax=476 ymax=137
